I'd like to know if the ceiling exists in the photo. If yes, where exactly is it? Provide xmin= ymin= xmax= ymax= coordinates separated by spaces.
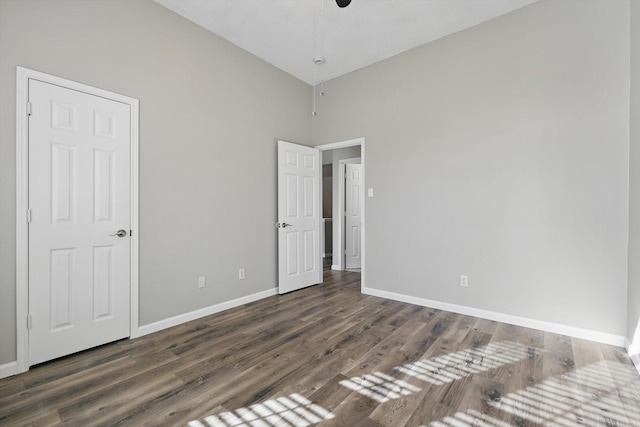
xmin=154 ymin=0 xmax=538 ymax=86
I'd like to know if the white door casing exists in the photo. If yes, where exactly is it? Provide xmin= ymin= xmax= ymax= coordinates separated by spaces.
xmin=16 ymin=66 xmax=139 ymax=374
xmin=277 ymin=140 xmax=322 ymax=294
xmin=27 ymin=79 xmax=131 ymax=365
xmin=345 ymin=163 xmax=363 ymax=269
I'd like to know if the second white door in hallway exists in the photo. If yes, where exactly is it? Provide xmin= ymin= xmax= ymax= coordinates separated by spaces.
xmin=345 ymin=163 xmax=362 ymax=269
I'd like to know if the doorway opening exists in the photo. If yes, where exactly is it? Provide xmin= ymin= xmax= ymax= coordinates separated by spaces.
xmin=316 ymin=138 xmax=365 ymax=290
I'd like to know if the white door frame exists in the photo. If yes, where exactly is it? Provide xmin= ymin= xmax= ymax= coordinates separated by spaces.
xmin=15 ymin=66 xmax=140 ymax=374
xmin=315 ymin=138 xmax=365 ymax=291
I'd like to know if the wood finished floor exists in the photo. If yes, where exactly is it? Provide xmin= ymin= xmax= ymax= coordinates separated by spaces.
xmin=1 ymin=269 xmax=640 ymax=427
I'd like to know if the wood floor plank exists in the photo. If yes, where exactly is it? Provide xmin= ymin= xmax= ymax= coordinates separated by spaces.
xmin=20 ymin=339 xmax=153 ymax=389
xmin=56 ymin=370 xmax=184 ymax=425
xmin=319 ymin=392 xmax=378 ymax=427
xmin=0 ymin=356 xmax=138 ymax=423
xmin=599 ymin=342 xmax=640 ymax=423
xmin=138 ymin=361 xmax=245 ymax=426
xmin=370 ymin=312 xmax=472 ymax=426
xmin=308 ymin=373 xmax=356 ymax=415
xmin=571 ymin=337 xmax=637 ymax=426
xmin=218 ymin=305 xmax=404 ymax=411
xmin=1 ymin=407 xmax=61 ymax=427
xmin=421 ymin=328 xmax=500 ymax=425
xmin=0 ymin=378 xmax=25 ymax=400
xmin=0 ymin=268 xmax=638 ymax=426
xmin=478 ymin=323 xmax=537 ymax=426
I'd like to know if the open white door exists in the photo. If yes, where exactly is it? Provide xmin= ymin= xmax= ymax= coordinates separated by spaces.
xmin=28 ymin=79 xmax=131 ymax=365
xmin=277 ymin=140 xmax=322 ymax=294
xmin=345 ymin=163 xmax=363 ymax=269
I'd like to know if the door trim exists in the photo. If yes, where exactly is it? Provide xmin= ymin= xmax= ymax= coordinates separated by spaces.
xmin=15 ymin=66 xmax=140 ymax=373
xmin=315 ymin=138 xmax=365 ymax=291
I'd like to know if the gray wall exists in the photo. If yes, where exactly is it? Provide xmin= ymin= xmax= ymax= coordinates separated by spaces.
xmin=0 ymin=0 xmax=310 ymax=365
xmin=313 ymin=0 xmax=630 ymax=336
xmin=628 ymin=0 xmax=640 ymax=348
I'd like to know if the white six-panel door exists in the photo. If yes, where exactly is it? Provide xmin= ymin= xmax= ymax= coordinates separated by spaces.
xmin=28 ymin=79 xmax=131 ymax=365
xmin=277 ymin=140 xmax=322 ymax=294
xmin=345 ymin=163 xmax=362 ymax=269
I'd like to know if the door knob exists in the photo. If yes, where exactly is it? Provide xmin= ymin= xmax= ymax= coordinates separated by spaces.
xmin=109 ymin=229 xmax=127 ymax=237
xmin=276 ymin=222 xmax=293 ymax=228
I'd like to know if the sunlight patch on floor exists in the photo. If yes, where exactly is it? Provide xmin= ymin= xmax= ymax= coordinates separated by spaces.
xmin=187 ymin=393 xmax=334 ymax=427
xmin=339 ymin=371 xmax=421 ymax=403
xmin=187 ymin=341 xmax=640 ymax=427
xmin=339 ymin=341 xmax=534 ymax=405
xmin=429 ymin=360 xmax=640 ymax=427
xmin=395 ymin=341 xmax=535 ymax=386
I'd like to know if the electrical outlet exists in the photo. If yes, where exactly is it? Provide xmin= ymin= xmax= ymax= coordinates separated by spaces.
xmin=198 ymin=276 xmax=206 ymax=289
xmin=460 ymin=275 xmax=468 ymax=287
xmin=239 ymin=268 xmax=245 ymax=280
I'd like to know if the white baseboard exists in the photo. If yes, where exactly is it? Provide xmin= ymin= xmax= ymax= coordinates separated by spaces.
xmin=132 ymin=288 xmax=277 ymax=339
xmin=3 ymin=286 xmax=630 ymax=379
xmin=0 ymin=361 xmax=19 ymax=379
xmin=362 ymin=286 xmax=625 ymax=347
xmin=331 ymin=265 xmax=341 ymax=271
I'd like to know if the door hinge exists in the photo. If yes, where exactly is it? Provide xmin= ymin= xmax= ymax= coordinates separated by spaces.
xmin=27 ymin=102 xmax=32 ymax=116
xmin=27 ymin=209 xmax=32 ymax=223
xmin=27 ymin=315 xmax=32 ymax=330
xmin=130 ymin=230 xmax=133 ymax=237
